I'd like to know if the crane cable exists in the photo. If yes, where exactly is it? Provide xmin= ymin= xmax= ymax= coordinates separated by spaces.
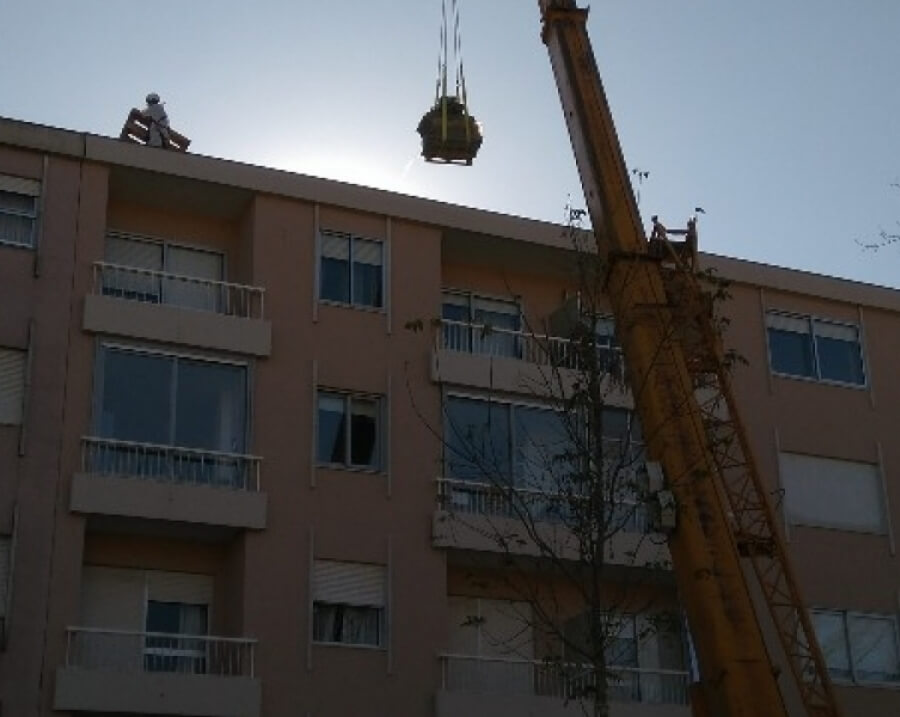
xmin=435 ymin=0 xmax=472 ymax=144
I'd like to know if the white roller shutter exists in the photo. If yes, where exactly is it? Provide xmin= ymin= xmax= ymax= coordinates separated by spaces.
xmin=80 ymin=567 xmax=145 ymax=630
xmin=0 ymin=537 xmax=10 ymax=617
xmin=0 ymin=348 xmax=26 ymax=425
xmin=766 ymin=313 xmax=809 ymax=334
xmin=105 ymin=235 xmax=163 ymax=270
xmin=814 ymin=321 xmax=858 ymax=341
xmin=352 ymin=238 xmax=382 ymax=266
xmin=146 ymin=570 xmax=214 ymax=606
xmin=781 ymin=452 xmax=884 ymax=532
xmin=313 ymin=560 xmax=385 ymax=607
xmin=321 ymin=232 xmax=350 ymax=260
xmin=0 ymin=175 xmax=40 ymax=196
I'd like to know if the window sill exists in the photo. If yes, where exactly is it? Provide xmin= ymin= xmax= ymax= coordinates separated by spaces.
xmin=771 ymin=371 xmax=867 ymax=391
xmin=312 ymin=640 xmax=385 ymax=651
xmin=0 ymin=238 xmax=35 ymax=251
xmin=788 ymin=521 xmax=887 ymax=537
xmin=831 ymin=677 xmax=900 ymax=690
xmin=316 ymin=463 xmax=385 ymax=477
xmin=317 ymin=299 xmax=386 ymax=315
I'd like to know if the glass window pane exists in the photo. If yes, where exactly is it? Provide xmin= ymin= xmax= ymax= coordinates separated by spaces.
xmin=146 ymin=601 xmax=182 ymax=633
xmin=350 ymin=398 xmax=379 ymax=468
xmin=0 ymin=213 xmax=35 ymax=246
xmin=816 ymin=335 xmax=864 ymax=385
xmin=812 ymin=611 xmax=852 ymax=681
xmin=318 ymin=394 xmax=347 ymax=464
xmin=514 ymin=406 xmax=572 ymax=492
xmin=0 ymin=190 xmax=35 ymax=215
xmin=164 ymin=246 xmax=224 ymax=312
xmin=472 ymin=300 xmax=520 ymax=358
xmin=175 ymin=359 xmax=247 ymax=452
xmin=768 ymin=328 xmax=815 ymax=378
xmin=849 ymin=615 xmax=900 ymax=683
xmin=321 ymin=257 xmax=350 ymax=303
xmin=99 ymin=349 xmax=173 ymax=444
xmin=352 ymin=240 xmax=383 ymax=307
xmin=445 ymin=397 xmax=511 ymax=481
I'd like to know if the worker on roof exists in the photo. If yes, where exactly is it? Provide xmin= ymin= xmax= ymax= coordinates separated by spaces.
xmin=142 ymin=93 xmax=171 ymax=148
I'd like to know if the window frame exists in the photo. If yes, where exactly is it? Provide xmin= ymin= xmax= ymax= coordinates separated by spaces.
xmin=811 ymin=608 xmax=900 ymax=686
xmin=765 ymin=310 xmax=867 ymax=388
xmin=0 ymin=178 xmax=39 ymax=250
xmin=91 ymin=342 xmax=251 ymax=452
xmin=442 ymin=391 xmax=646 ymax=517
xmin=315 ymin=389 xmax=384 ymax=472
xmin=317 ymin=229 xmax=386 ymax=311
xmin=311 ymin=560 xmax=387 ymax=650
xmin=778 ymin=451 xmax=886 ymax=535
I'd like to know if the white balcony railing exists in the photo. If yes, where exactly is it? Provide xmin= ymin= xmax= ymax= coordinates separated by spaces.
xmin=439 ymin=654 xmax=689 ymax=706
xmin=81 ymin=436 xmax=262 ymax=492
xmin=437 ymin=319 xmax=622 ymax=377
xmin=436 ymin=477 xmax=650 ymax=534
xmin=92 ymin=262 xmax=265 ymax=319
xmin=65 ymin=627 xmax=256 ymax=678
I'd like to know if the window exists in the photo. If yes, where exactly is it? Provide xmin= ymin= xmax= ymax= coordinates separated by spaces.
xmin=312 ymin=560 xmax=386 ymax=648
xmin=766 ymin=312 xmax=865 ymax=386
xmin=442 ymin=290 xmax=521 ymax=357
xmin=811 ymin=609 xmax=900 ymax=684
xmin=317 ymin=392 xmax=381 ymax=470
xmin=0 ymin=175 xmax=39 ymax=248
xmin=444 ymin=396 xmax=642 ymax=486
xmin=0 ymin=348 xmax=26 ymax=426
xmin=779 ymin=452 xmax=885 ymax=533
xmin=319 ymin=230 xmax=384 ymax=308
xmin=443 ymin=396 xmax=646 ymax=529
xmin=104 ymin=234 xmax=225 ymax=312
xmin=564 ymin=611 xmax=686 ymax=703
xmin=92 ymin=346 xmax=248 ymax=486
xmin=144 ymin=600 xmax=209 ymax=673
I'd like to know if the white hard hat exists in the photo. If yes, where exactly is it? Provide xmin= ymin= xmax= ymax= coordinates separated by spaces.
xmin=146 ymin=92 xmax=160 ymax=104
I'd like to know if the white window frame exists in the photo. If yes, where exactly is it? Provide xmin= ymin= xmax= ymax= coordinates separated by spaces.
xmin=317 ymin=229 xmax=385 ymax=311
xmin=315 ymin=389 xmax=384 ymax=472
xmin=811 ymin=608 xmax=900 ymax=686
xmin=311 ymin=560 xmax=386 ymax=649
xmin=0 ymin=176 xmax=39 ymax=250
xmin=765 ymin=311 xmax=866 ymax=388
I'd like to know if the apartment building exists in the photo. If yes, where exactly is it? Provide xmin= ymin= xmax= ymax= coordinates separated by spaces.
xmin=0 ymin=114 xmax=898 ymax=717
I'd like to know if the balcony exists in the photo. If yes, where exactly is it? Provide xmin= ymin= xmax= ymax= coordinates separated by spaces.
xmin=432 ymin=478 xmax=668 ymax=568
xmin=432 ymin=319 xmax=623 ymax=396
xmin=83 ymin=262 xmax=271 ymax=356
xmin=55 ymin=627 xmax=260 ymax=716
xmin=71 ymin=436 xmax=267 ymax=532
xmin=436 ymin=654 xmax=690 ymax=717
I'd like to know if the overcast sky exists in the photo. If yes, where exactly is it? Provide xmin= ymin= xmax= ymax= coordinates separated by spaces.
xmin=2 ymin=1 xmax=899 ymax=288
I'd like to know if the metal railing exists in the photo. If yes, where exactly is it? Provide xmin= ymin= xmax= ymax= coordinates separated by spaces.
xmin=81 ymin=436 xmax=262 ymax=492
xmin=437 ymin=319 xmax=623 ymax=377
xmin=65 ymin=627 xmax=256 ymax=678
xmin=436 ymin=477 xmax=650 ymax=534
xmin=92 ymin=262 xmax=265 ymax=319
xmin=439 ymin=654 xmax=689 ymax=705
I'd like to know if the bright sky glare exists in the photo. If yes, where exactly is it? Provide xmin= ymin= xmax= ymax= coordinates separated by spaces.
xmin=2 ymin=1 xmax=899 ymax=288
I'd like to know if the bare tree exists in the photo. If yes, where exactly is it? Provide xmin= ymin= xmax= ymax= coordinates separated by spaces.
xmin=408 ymin=207 xmax=734 ymax=716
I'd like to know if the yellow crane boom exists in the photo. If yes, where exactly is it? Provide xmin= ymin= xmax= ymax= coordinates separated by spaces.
xmin=537 ymin=2 xmax=841 ymax=715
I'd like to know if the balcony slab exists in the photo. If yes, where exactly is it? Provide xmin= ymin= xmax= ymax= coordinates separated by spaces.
xmin=71 ymin=473 xmax=267 ymax=530
xmin=54 ymin=666 xmax=261 ymax=716
xmin=436 ymin=690 xmax=690 ymax=717
xmin=83 ymin=293 xmax=271 ymax=356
